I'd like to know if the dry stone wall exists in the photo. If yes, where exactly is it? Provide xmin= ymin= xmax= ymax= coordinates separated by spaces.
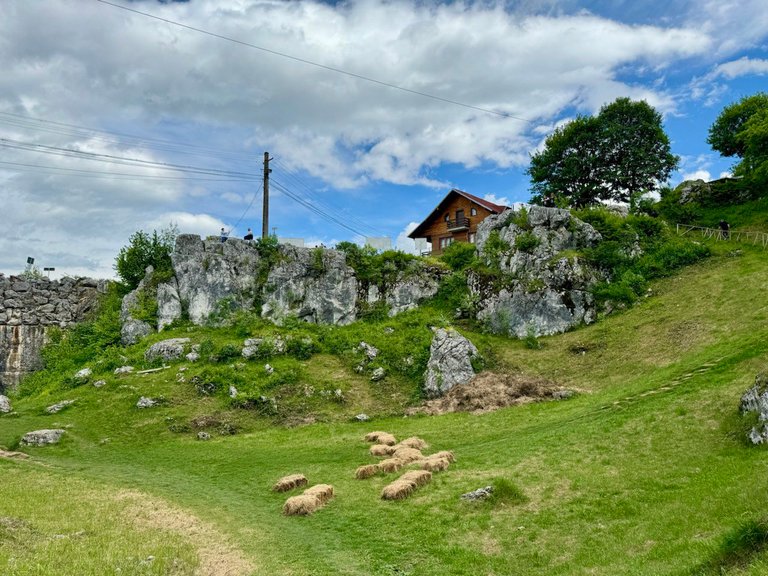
xmin=0 ymin=275 xmax=106 ymax=391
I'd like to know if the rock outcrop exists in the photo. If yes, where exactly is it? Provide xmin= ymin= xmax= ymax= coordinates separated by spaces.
xmin=366 ymin=268 xmax=446 ymax=317
xmin=740 ymin=372 xmax=768 ymax=444
xmin=423 ymin=328 xmax=478 ymax=398
xmin=145 ymin=338 xmax=191 ymax=362
xmin=472 ymin=206 xmax=603 ymax=338
xmin=261 ymin=245 xmax=357 ymax=326
xmin=120 ymin=268 xmax=154 ymax=346
xmin=20 ymin=429 xmax=65 ymax=446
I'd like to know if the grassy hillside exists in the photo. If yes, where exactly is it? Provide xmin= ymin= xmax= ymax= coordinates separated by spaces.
xmin=2 ymin=238 xmax=768 ymax=575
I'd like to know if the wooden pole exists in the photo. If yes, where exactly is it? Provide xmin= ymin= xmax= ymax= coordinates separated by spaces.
xmin=262 ymin=151 xmax=271 ymax=239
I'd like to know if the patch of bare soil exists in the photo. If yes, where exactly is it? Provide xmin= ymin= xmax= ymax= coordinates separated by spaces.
xmin=0 ymin=449 xmax=30 ymax=460
xmin=116 ymin=490 xmax=255 ymax=576
xmin=410 ymin=372 xmax=572 ymax=415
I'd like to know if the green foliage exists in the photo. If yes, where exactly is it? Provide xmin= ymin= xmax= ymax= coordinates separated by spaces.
xmin=114 ymin=225 xmax=177 ymax=290
xmin=310 ymin=246 xmax=326 ymax=276
xmin=528 ymin=98 xmax=678 ymax=207
xmin=335 ymin=242 xmax=420 ymax=288
xmin=656 ymin=185 xmax=702 ymax=223
xmin=286 ymin=337 xmax=319 ymax=360
xmin=690 ymin=518 xmax=768 ymax=575
xmin=514 ymin=231 xmax=541 ymax=253
xmin=440 ymin=241 xmax=477 ymax=272
xmin=481 ymin=230 xmax=510 ymax=271
xmin=523 ymin=325 xmax=542 ymax=350
xmin=487 ymin=478 xmax=528 ymax=506
xmin=432 ymin=272 xmax=471 ymax=312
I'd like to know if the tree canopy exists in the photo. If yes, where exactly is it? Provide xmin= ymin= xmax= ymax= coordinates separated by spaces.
xmin=528 ymin=98 xmax=678 ymax=207
xmin=114 ymin=226 xmax=177 ymax=290
xmin=709 ymin=93 xmax=768 ymax=187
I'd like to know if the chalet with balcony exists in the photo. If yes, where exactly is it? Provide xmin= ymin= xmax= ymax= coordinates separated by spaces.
xmin=408 ymin=189 xmax=508 ymax=255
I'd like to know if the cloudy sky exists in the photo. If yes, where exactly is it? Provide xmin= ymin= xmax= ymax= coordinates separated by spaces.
xmin=1 ymin=0 xmax=767 ymax=278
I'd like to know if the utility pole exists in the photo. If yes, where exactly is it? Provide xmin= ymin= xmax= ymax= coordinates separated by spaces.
xmin=262 ymin=151 xmax=272 ymax=239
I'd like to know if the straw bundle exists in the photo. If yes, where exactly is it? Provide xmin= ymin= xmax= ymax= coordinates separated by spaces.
xmin=400 ymin=470 xmax=432 ymax=487
xmin=283 ymin=494 xmax=321 ymax=515
xmin=378 ymin=458 xmax=405 ymax=473
xmin=364 ymin=431 xmax=397 ymax=445
xmin=355 ymin=464 xmax=380 ymax=479
xmin=370 ymin=444 xmax=397 ymax=457
xmin=420 ymin=457 xmax=450 ymax=472
xmin=272 ymin=474 xmax=308 ymax=492
xmin=430 ymin=450 xmax=456 ymax=463
xmin=381 ymin=479 xmax=415 ymax=500
xmin=399 ymin=437 xmax=428 ymax=450
xmin=304 ymin=484 xmax=334 ymax=504
xmin=392 ymin=446 xmax=423 ymax=463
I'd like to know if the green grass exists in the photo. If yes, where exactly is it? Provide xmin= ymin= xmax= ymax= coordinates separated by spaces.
xmin=2 ymin=237 xmax=768 ymax=574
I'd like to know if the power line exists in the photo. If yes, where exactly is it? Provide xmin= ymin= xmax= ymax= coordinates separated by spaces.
xmin=93 ymin=0 xmax=532 ymax=123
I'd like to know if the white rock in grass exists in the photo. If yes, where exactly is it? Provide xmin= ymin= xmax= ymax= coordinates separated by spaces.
xmin=46 ymin=400 xmax=75 ymax=414
xmin=136 ymin=396 xmax=157 ymax=409
xmin=264 ymin=364 xmax=274 ymax=375
xmin=229 ymin=385 xmax=238 ymax=398
xmin=114 ymin=366 xmax=134 ymax=375
xmin=93 ymin=380 xmax=106 ymax=388
xmin=0 ymin=395 xmax=11 ymax=413
xmin=21 ymin=429 xmax=65 ymax=446
xmin=371 ymin=367 xmax=386 ymax=382
xmin=74 ymin=367 xmax=92 ymax=381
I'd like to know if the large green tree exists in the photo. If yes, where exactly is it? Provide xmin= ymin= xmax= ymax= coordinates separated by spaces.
xmin=528 ymin=98 xmax=678 ymax=207
xmin=114 ymin=226 xmax=177 ymax=290
xmin=708 ymin=93 xmax=768 ymax=187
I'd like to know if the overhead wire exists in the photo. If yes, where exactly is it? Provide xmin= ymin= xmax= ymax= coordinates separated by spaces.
xmin=93 ymin=0 xmax=532 ymax=123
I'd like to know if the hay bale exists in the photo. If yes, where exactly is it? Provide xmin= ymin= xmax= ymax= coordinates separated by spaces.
xmin=431 ymin=450 xmax=456 ymax=463
xmin=272 ymin=473 xmax=308 ymax=492
xmin=400 ymin=470 xmax=432 ymax=487
xmin=364 ymin=431 xmax=397 ymax=445
xmin=283 ymin=494 xmax=321 ymax=515
xmin=399 ymin=437 xmax=428 ymax=450
xmin=370 ymin=444 xmax=397 ymax=457
xmin=304 ymin=484 xmax=334 ymax=504
xmin=392 ymin=446 xmax=423 ymax=463
xmin=355 ymin=464 xmax=380 ymax=479
xmin=378 ymin=458 xmax=405 ymax=473
xmin=420 ymin=457 xmax=450 ymax=472
xmin=381 ymin=479 xmax=415 ymax=500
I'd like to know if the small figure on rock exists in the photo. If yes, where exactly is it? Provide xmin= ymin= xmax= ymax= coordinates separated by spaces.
xmin=244 ymin=228 xmax=254 ymax=241
xmin=220 ymin=227 xmax=229 ymax=243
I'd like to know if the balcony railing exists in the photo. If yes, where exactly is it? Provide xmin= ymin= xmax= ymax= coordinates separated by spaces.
xmin=446 ymin=217 xmax=470 ymax=231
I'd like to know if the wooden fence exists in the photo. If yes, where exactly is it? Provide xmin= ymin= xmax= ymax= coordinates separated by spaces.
xmin=676 ymin=224 xmax=768 ymax=248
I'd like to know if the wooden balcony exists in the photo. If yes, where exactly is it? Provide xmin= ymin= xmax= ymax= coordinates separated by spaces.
xmin=446 ymin=217 xmax=470 ymax=231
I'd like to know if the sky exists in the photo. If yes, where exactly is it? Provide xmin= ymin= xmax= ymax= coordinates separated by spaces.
xmin=1 ymin=0 xmax=767 ymax=279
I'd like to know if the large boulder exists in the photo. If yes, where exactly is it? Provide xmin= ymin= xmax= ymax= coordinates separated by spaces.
xmin=20 ymin=429 xmax=65 ymax=446
xmin=156 ymin=277 xmax=182 ymax=331
xmin=170 ymin=235 xmax=263 ymax=324
xmin=120 ymin=267 xmax=153 ymax=345
xmin=423 ymin=328 xmax=478 ymax=398
xmin=261 ymin=245 xmax=357 ymax=325
xmin=145 ymin=338 xmax=191 ymax=362
xmin=366 ymin=268 xmax=446 ymax=317
xmin=740 ymin=372 xmax=768 ymax=444
xmin=472 ymin=206 xmax=603 ymax=338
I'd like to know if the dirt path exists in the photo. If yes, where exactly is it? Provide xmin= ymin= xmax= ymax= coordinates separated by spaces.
xmin=116 ymin=490 xmax=255 ymax=576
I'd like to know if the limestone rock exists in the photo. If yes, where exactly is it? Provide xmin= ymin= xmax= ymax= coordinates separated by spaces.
xmin=473 ymin=206 xmax=602 ymax=338
xmin=46 ymin=400 xmax=75 ymax=414
xmin=171 ymin=234 xmax=263 ymax=324
xmin=0 ymin=394 xmax=11 ymax=413
xmin=371 ymin=367 xmax=386 ymax=382
xmin=740 ymin=373 xmax=768 ymax=444
xmin=136 ymin=396 xmax=157 ymax=409
xmin=93 ymin=380 xmax=106 ymax=388
xmin=185 ymin=351 xmax=200 ymax=362
xmin=119 ymin=267 xmax=154 ymax=345
xmin=74 ymin=367 xmax=92 ymax=381
xmin=156 ymin=278 xmax=182 ymax=331
xmin=241 ymin=338 xmax=263 ymax=359
xmin=461 ymin=486 xmax=494 ymax=501
xmin=261 ymin=245 xmax=357 ymax=326
xmin=144 ymin=338 xmax=191 ymax=362
xmin=355 ymin=413 xmax=370 ymax=422
xmin=197 ymin=431 xmax=211 ymax=441
xmin=358 ymin=341 xmax=379 ymax=361
xmin=114 ymin=366 xmax=134 ymax=375
xmin=423 ymin=328 xmax=478 ymax=398
xmin=21 ymin=429 xmax=65 ymax=446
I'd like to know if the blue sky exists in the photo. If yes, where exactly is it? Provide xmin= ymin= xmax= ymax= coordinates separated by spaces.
xmin=1 ymin=0 xmax=766 ymax=278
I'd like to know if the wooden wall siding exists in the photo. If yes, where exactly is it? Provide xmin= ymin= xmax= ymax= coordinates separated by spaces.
xmin=419 ymin=196 xmax=495 ymax=254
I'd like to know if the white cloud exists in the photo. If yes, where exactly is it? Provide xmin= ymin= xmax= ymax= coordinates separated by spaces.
xmin=395 ymin=222 xmax=420 ymax=255
xmin=484 ymin=193 xmax=512 ymax=207
xmin=711 ymin=57 xmax=768 ymax=79
xmin=681 ymin=169 xmax=711 ymax=182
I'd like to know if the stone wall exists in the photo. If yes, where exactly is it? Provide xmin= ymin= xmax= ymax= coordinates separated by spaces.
xmin=0 ymin=275 xmax=106 ymax=391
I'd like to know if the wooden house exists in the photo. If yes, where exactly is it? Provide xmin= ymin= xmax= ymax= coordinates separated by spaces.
xmin=408 ymin=189 xmax=507 ymax=255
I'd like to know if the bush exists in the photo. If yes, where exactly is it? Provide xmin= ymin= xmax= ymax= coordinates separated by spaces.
xmin=514 ymin=231 xmax=541 ymax=253
xmin=114 ymin=226 xmax=177 ymax=290
xmin=440 ymin=242 xmax=477 ymax=272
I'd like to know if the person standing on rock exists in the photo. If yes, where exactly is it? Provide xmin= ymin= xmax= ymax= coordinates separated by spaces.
xmin=220 ymin=227 xmax=229 ymax=243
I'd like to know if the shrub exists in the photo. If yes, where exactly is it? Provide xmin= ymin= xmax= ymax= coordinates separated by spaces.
xmin=440 ymin=242 xmax=477 ymax=272
xmin=514 ymin=231 xmax=541 ymax=253
xmin=114 ymin=226 xmax=177 ymax=290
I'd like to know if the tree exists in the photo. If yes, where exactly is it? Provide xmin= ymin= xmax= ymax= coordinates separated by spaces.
xmin=528 ymin=98 xmax=678 ymax=207
xmin=114 ymin=226 xmax=177 ymax=290
xmin=708 ymin=92 xmax=768 ymax=158
xmin=528 ymin=116 xmax=605 ymax=208
xmin=709 ymin=93 xmax=768 ymax=189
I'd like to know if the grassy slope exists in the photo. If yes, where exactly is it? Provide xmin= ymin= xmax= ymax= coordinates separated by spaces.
xmin=2 ymin=239 xmax=768 ymax=575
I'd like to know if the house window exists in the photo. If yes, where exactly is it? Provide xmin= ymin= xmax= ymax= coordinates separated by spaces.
xmin=439 ymin=237 xmax=454 ymax=249
xmin=471 ymin=207 xmax=477 ymax=216
xmin=469 ymin=232 xmax=476 ymax=244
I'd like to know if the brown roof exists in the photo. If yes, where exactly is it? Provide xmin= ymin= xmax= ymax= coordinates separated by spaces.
xmin=408 ymin=188 xmax=508 ymax=239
